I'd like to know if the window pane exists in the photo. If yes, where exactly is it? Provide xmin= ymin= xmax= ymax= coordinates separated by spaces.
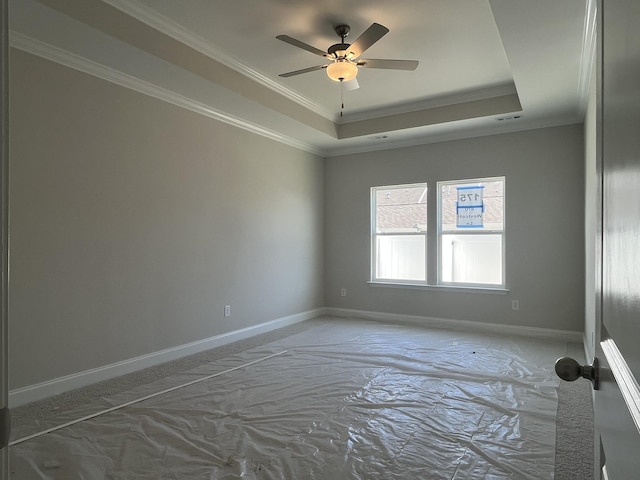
xmin=376 ymin=186 xmax=427 ymax=233
xmin=376 ymin=235 xmax=425 ymax=281
xmin=441 ymin=180 xmax=504 ymax=231
xmin=441 ymin=234 xmax=502 ymax=285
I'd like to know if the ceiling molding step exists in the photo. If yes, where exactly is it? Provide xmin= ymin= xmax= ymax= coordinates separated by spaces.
xmin=338 ymin=82 xmax=518 ymax=124
xmin=323 ymin=117 xmax=583 ymax=158
xmin=35 ymin=0 xmax=337 ymax=139
xmin=99 ymin=0 xmax=333 ymax=120
xmin=9 ymin=32 xmax=320 ymax=156
xmin=337 ymin=93 xmax=523 ymax=140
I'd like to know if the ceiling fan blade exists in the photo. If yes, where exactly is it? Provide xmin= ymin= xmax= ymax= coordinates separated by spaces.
xmin=278 ymin=64 xmax=327 ymax=78
xmin=347 ymin=23 xmax=389 ymax=58
xmin=343 ymin=78 xmax=359 ymax=91
xmin=358 ymin=59 xmax=419 ymax=70
xmin=276 ymin=35 xmax=328 ymax=57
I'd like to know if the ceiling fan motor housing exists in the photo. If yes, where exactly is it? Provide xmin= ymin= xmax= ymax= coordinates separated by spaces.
xmin=328 ymin=43 xmax=352 ymax=58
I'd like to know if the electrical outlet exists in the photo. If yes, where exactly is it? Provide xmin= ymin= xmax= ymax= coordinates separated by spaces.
xmin=224 ymin=305 xmax=231 ymax=317
xmin=511 ymin=300 xmax=520 ymax=311
xmin=340 ymin=288 xmax=347 ymax=297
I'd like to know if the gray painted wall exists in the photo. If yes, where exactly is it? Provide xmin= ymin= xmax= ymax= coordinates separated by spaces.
xmin=8 ymin=48 xmax=587 ymax=395
xmin=325 ymin=124 xmax=585 ymax=332
xmin=9 ymin=50 xmax=324 ymax=390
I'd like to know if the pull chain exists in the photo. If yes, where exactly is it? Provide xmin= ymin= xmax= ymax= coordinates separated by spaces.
xmin=340 ymin=80 xmax=345 ymax=117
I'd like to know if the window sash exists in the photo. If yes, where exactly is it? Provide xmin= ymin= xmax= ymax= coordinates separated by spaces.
xmin=371 ymin=184 xmax=428 ymax=284
xmin=437 ymin=177 xmax=505 ymax=288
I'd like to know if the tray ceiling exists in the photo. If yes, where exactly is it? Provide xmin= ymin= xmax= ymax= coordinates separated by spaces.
xmin=9 ymin=0 xmax=594 ymax=156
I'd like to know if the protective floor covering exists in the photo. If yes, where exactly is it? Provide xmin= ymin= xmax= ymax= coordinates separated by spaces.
xmin=10 ymin=319 xmax=570 ymax=479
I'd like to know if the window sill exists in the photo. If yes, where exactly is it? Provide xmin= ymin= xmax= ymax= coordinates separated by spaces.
xmin=367 ymin=281 xmax=509 ymax=295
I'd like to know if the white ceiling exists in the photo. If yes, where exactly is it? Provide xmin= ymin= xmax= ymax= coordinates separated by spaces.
xmin=9 ymin=0 xmax=594 ymax=156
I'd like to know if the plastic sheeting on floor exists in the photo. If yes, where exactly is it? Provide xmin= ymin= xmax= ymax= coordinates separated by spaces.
xmin=10 ymin=319 xmax=569 ymax=479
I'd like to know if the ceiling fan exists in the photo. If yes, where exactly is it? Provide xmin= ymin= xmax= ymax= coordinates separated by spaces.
xmin=276 ymin=23 xmax=419 ymax=89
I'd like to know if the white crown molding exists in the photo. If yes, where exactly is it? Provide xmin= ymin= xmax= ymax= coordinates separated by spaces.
xmin=576 ymin=0 xmax=598 ymax=119
xmin=9 ymin=32 xmax=321 ymax=156
xmin=12 ymin=31 xmax=548 ymax=160
xmin=100 ymin=0 xmax=332 ymax=120
xmin=10 ymin=32 xmax=585 ymax=161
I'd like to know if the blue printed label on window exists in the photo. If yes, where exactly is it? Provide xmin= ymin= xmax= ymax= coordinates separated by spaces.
xmin=457 ymin=186 xmax=484 ymax=227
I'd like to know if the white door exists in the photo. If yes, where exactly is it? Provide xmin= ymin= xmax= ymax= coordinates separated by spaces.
xmin=594 ymin=0 xmax=640 ymax=476
xmin=0 ymin=0 xmax=8 ymax=478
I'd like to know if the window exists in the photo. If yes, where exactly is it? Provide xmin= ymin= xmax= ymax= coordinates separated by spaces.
xmin=371 ymin=184 xmax=428 ymax=283
xmin=371 ymin=177 xmax=505 ymax=290
xmin=438 ymin=177 xmax=505 ymax=287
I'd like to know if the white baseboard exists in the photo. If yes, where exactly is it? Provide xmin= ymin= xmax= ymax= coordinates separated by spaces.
xmin=9 ymin=308 xmax=324 ymax=407
xmin=10 ymin=307 xmax=582 ymax=407
xmin=324 ymin=307 xmax=584 ymax=343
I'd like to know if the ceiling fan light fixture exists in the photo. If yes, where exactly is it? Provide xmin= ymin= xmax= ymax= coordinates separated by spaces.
xmin=326 ymin=60 xmax=358 ymax=82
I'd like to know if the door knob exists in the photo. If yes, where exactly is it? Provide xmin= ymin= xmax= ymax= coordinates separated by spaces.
xmin=555 ymin=356 xmax=600 ymax=390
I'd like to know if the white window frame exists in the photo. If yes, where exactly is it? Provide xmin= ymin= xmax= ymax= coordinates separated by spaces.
xmin=371 ymin=183 xmax=428 ymax=285
xmin=437 ymin=176 xmax=506 ymax=289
